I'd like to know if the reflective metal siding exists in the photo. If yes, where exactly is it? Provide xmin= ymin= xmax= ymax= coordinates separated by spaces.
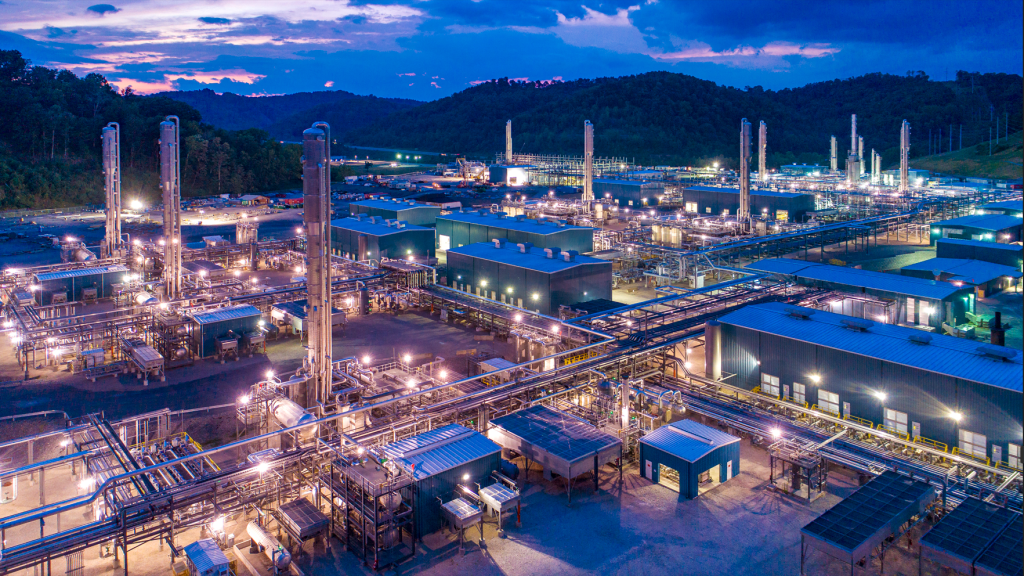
xmin=879 ymin=361 xmax=956 ymax=445
xmin=719 ymin=323 xmax=759 ymax=389
xmin=410 ymin=452 xmax=499 ymax=537
xmin=639 ymin=430 xmax=740 ymax=500
xmin=955 ymin=380 xmax=1024 ymax=462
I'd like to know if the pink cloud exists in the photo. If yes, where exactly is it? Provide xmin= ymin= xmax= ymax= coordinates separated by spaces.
xmin=469 ymin=80 xmax=489 ymax=86
xmin=324 ymin=80 xmax=334 ymax=87
xmin=655 ymin=41 xmax=838 ymax=64
xmin=431 ymin=81 xmax=440 ymax=88
xmin=397 ymin=72 xmax=415 ymax=76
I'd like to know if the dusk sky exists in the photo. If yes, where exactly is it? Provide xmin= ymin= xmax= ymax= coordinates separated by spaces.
xmin=1 ymin=0 xmax=1020 ymax=101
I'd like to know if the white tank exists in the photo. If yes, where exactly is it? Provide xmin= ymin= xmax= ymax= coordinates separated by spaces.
xmin=134 ymin=291 xmax=158 ymax=305
xmin=246 ymin=521 xmax=291 ymax=569
xmin=74 ymin=248 xmax=97 ymax=261
xmin=269 ymin=397 xmax=318 ymax=441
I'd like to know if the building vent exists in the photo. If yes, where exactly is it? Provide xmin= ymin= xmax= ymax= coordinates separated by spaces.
xmin=840 ymin=318 xmax=874 ymax=332
xmin=557 ymin=220 xmax=568 ymax=228
xmin=384 ymin=219 xmax=396 ymax=227
xmin=518 ymin=242 xmax=533 ymax=253
xmin=478 ymin=209 xmax=489 ymax=216
xmin=977 ymin=345 xmax=1016 ymax=361
xmin=561 ymin=250 xmax=578 ymax=262
xmin=783 ymin=306 xmax=814 ymax=319
xmin=908 ymin=333 xmax=932 ymax=345
xmin=514 ymin=215 xmax=526 ymax=222
xmin=493 ymin=238 xmax=507 ymax=248
xmin=544 ymin=247 xmax=561 ymax=259
xmin=368 ymin=216 xmax=378 ymax=224
xmin=353 ymin=214 xmax=363 ymax=221
xmin=395 ymin=221 xmax=407 ymax=229
xmin=495 ymin=213 xmax=507 ymax=219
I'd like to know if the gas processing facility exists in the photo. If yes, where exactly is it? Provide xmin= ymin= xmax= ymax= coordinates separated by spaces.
xmin=0 ymin=114 xmax=1022 ymax=576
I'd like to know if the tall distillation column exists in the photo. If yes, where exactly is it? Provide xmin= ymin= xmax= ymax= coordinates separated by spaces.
xmin=738 ymin=118 xmax=752 ymax=224
xmin=160 ymin=117 xmax=182 ymax=299
xmin=505 ymin=120 xmax=513 ymax=164
xmin=758 ymin=120 xmax=767 ymax=184
xmin=830 ymin=135 xmax=838 ymax=173
xmin=583 ymin=120 xmax=594 ymax=207
xmin=846 ymin=114 xmax=859 ymax=185
xmin=301 ymin=123 xmax=333 ymax=408
xmin=858 ymin=135 xmax=865 ymax=177
xmin=899 ymin=120 xmax=911 ymax=194
xmin=101 ymin=122 xmax=122 ymax=259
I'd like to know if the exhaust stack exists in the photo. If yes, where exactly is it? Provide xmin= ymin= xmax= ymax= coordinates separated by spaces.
xmin=101 ymin=123 xmax=122 ymax=259
xmin=739 ymin=118 xmax=752 ymax=223
xmin=758 ymin=121 xmax=767 ymax=184
xmin=159 ymin=117 xmax=182 ymax=299
xmin=301 ymin=122 xmax=333 ymax=408
xmin=505 ymin=119 xmax=512 ymax=164
xmin=899 ymin=120 xmax=911 ymax=194
xmin=830 ymin=135 xmax=837 ymax=173
xmin=583 ymin=120 xmax=594 ymax=205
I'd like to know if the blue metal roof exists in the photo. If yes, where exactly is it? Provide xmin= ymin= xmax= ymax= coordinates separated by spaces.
xmin=684 ymin=185 xmax=809 ymax=199
xmin=447 ymin=242 xmax=610 ymax=273
xmin=192 ymin=304 xmax=262 ymax=325
xmin=979 ymin=200 xmax=1023 ymax=212
xmin=901 ymin=258 xmax=1022 ymax=284
xmin=349 ymin=199 xmax=439 ymax=211
xmin=745 ymin=258 xmax=965 ymax=300
xmin=184 ymin=539 xmax=229 ymax=574
xmin=718 ymin=302 xmax=1023 ymax=392
xmin=593 ymin=179 xmax=663 ymax=187
xmin=931 ymin=214 xmax=1023 ymax=231
xmin=272 ymin=299 xmax=342 ymax=319
xmin=489 ymin=404 xmax=621 ymax=465
xmin=34 ymin=265 xmax=129 ymax=282
xmin=330 ymin=217 xmax=430 ymax=236
xmin=640 ymin=419 xmax=739 ymax=462
xmin=438 ymin=211 xmax=591 ymax=234
xmin=383 ymin=424 xmax=500 ymax=480
xmin=936 ymin=238 xmax=1022 ymax=252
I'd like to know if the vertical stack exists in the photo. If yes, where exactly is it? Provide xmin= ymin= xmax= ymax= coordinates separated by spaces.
xmin=858 ymin=135 xmax=865 ymax=177
xmin=101 ymin=123 xmax=122 ymax=259
xmin=738 ymin=118 xmax=752 ymax=223
xmin=846 ymin=114 xmax=860 ymax=185
xmin=301 ymin=123 xmax=333 ymax=408
xmin=758 ymin=121 xmax=767 ymax=184
xmin=505 ymin=120 xmax=513 ymax=164
xmin=583 ymin=120 xmax=594 ymax=205
xmin=899 ymin=120 xmax=911 ymax=194
xmin=830 ymin=135 xmax=838 ymax=173
xmin=160 ymin=117 xmax=182 ymax=300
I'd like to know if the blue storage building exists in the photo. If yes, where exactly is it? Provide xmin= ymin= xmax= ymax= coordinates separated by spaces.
xmin=382 ymin=424 xmax=501 ymax=538
xmin=436 ymin=210 xmax=594 ymax=254
xmin=976 ymin=200 xmax=1023 ymax=217
xmin=716 ymin=302 xmax=1023 ymax=467
xmin=929 ymin=214 xmax=1022 ymax=245
xmin=680 ymin=186 xmax=816 ymax=222
xmin=900 ymin=258 xmax=1022 ymax=296
xmin=330 ymin=216 xmax=436 ymax=260
xmin=639 ymin=419 xmax=740 ymax=500
xmin=191 ymin=305 xmax=262 ymax=358
xmin=347 ymin=198 xmax=442 ymax=227
xmin=33 ymin=265 xmax=130 ymax=305
xmin=936 ymin=238 xmax=1023 ymax=269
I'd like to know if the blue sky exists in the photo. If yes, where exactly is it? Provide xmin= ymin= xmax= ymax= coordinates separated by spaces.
xmin=1 ymin=0 xmax=1020 ymax=100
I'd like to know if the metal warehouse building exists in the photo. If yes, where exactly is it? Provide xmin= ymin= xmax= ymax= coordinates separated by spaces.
xmin=330 ymin=216 xmax=435 ymax=260
xmin=976 ymin=199 xmax=1023 ymax=217
xmin=446 ymin=240 xmax=612 ymax=315
xmin=33 ymin=265 xmax=129 ymax=305
xmin=746 ymin=258 xmax=974 ymax=329
xmin=436 ymin=210 xmax=594 ymax=254
xmin=936 ymin=238 xmax=1023 ymax=269
xmin=592 ymin=179 xmax=667 ymax=207
xmin=382 ymin=424 xmax=501 ymax=538
xmin=639 ymin=419 xmax=740 ymax=500
xmin=901 ymin=258 xmax=1022 ymax=297
xmin=347 ymin=198 xmax=442 ymax=227
xmin=191 ymin=305 xmax=262 ymax=358
xmin=715 ymin=302 xmax=1023 ymax=467
xmin=929 ymin=214 xmax=1022 ymax=245
xmin=680 ymin=186 xmax=816 ymax=222
xmin=488 ymin=165 xmax=535 ymax=186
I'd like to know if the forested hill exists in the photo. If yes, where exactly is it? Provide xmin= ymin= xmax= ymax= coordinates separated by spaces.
xmin=155 ymin=89 xmax=421 ymax=141
xmin=0 ymin=50 xmax=303 ymax=209
xmin=345 ymin=71 xmax=1023 ymax=168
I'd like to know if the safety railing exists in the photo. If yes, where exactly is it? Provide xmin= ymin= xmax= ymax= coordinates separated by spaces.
xmin=952 ymin=447 xmax=991 ymax=466
xmin=913 ymin=436 xmax=949 ymax=453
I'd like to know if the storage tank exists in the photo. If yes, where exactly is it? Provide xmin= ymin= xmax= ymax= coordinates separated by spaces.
xmin=246 ymin=522 xmax=291 ymax=569
xmin=269 ymin=396 xmax=319 ymax=441
xmin=134 ymin=291 xmax=159 ymax=305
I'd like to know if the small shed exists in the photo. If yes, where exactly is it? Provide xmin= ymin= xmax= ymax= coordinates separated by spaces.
xmin=191 ymin=305 xmax=262 ymax=358
xmin=382 ymin=424 xmax=501 ymax=538
xmin=183 ymin=539 xmax=230 ymax=576
xmin=638 ymin=419 xmax=740 ymax=500
xmin=487 ymin=404 xmax=622 ymax=501
xmin=33 ymin=265 xmax=129 ymax=305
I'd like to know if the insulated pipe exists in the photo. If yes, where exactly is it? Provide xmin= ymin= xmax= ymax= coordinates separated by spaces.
xmin=247 ymin=521 xmax=291 ymax=569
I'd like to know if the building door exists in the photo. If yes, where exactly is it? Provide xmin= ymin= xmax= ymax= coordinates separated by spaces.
xmin=645 ymin=460 xmax=652 ymax=480
xmin=439 ymin=235 xmax=451 ymax=250
xmin=912 ymin=421 xmax=921 ymax=439
xmin=783 ymin=384 xmax=790 ymax=401
xmin=726 ymin=460 xmax=733 ymax=480
xmin=992 ymin=445 xmax=1002 ymax=465
xmin=842 ymin=401 xmax=851 ymax=419
xmin=658 ymin=464 xmax=680 ymax=492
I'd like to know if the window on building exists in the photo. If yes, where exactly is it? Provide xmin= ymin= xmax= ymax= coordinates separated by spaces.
xmin=706 ymin=207 xmax=712 ymax=213
xmin=439 ymin=234 xmax=451 ymax=250
xmin=685 ymin=202 xmax=698 ymax=213
xmin=959 ymin=429 xmax=987 ymax=459
xmin=884 ymin=408 xmax=908 ymax=435
xmin=1009 ymin=443 xmax=1021 ymax=470
xmin=818 ymin=390 xmax=840 ymax=416
xmin=760 ymin=373 xmax=779 ymax=397
xmin=793 ymin=382 xmax=805 ymax=405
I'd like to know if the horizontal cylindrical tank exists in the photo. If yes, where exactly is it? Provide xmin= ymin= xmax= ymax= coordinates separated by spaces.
xmin=246 ymin=521 xmax=291 ymax=569
xmin=269 ymin=396 xmax=318 ymax=440
xmin=134 ymin=291 xmax=159 ymax=305
xmin=74 ymin=248 xmax=97 ymax=261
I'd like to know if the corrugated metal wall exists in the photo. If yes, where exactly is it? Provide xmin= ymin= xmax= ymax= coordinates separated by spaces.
xmin=349 ymin=204 xmax=441 ymax=227
xmin=679 ymin=189 xmax=815 ymax=221
xmin=936 ymin=241 xmax=1022 ymax=268
xmin=639 ymin=440 xmax=740 ymax=500
xmin=436 ymin=218 xmax=593 ymax=254
xmin=410 ymin=453 xmax=500 ymax=538
xmin=195 ymin=314 xmax=261 ymax=357
xmin=720 ymin=323 xmax=1023 ymax=464
xmin=38 ymin=269 xmax=126 ymax=305
xmin=330 ymin=226 xmax=435 ymax=259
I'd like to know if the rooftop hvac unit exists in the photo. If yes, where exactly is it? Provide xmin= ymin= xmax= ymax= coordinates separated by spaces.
xmin=492 ymin=238 xmax=507 ymax=248
xmin=544 ymin=247 xmax=561 ymax=259
xmin=514 ymin=215 xmax=526 ymax=222
xmin=783 ymin=306 xmax=815 ymax=319
xmin=908 ymin=333 xmax=933 ymax=345
xmin=561 ymin=250 xmax=578 ymax=262
xmin=517 ymin=242 xmax=533 ymax=253
xmin=977 ymin=345 xmax=1016 ymax=361
xmin=840 ymin=318 xmax=874 ymax=331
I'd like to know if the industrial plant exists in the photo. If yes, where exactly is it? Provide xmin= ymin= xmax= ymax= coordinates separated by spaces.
xmin=0 ymin=112 xmax=1021 ymax=576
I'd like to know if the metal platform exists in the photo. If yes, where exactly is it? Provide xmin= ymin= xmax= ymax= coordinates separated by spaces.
xmin=278 ymin=498 xmax=330 ymax=541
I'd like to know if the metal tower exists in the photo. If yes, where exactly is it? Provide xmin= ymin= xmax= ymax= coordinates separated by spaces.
xmin=899 ymin=120 xmax=910 ymax=194
xmin=830 ymin=136 xmax=837 ymax=173
xmin=739 ymin=118 xmax=752 ymax=223
xmin=758 ymin=121 xmax=767 ymax=184
xmin=846 ymin=114 xmax=859 ymax=185
xmin=101 ymin=122 xmax=122 ymax=259
xmin=505 ymin=120 xmax=513 ymax=164
xmin=301 ymin=123 xmax=333 ymax=409
xmin=159 ymin=117 xmax=182 ymax=299
xmin=858 ymin=135 xmax=865 ymax=176
xmin=583 ymin=120 xmax=594 ymax=205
